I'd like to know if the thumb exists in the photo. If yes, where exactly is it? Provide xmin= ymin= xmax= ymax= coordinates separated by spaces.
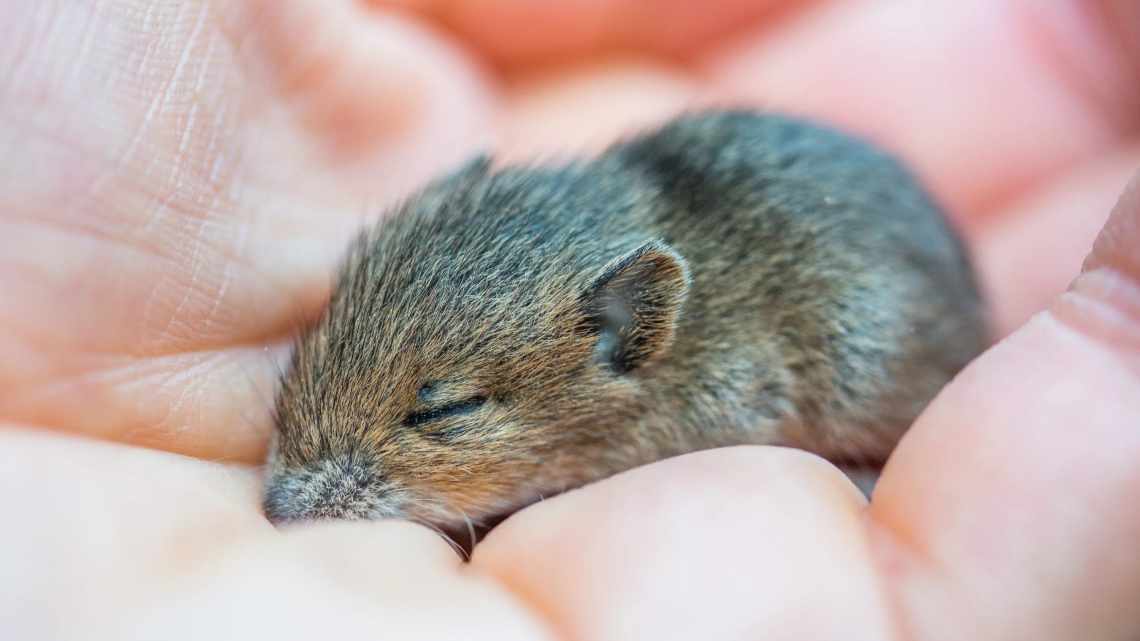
xmin=871 ymin=169 xmax=1140 ymax=641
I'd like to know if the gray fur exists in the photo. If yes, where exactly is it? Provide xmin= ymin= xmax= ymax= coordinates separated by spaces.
xmin=263 ymin=110 xmax=988 ymax=538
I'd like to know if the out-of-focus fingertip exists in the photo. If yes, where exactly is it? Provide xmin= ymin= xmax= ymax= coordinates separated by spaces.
xmin=1055 ymin=170 xmax=1140 ymax=368
xmin=1082 ymin=169 xmax=1140 ymax=277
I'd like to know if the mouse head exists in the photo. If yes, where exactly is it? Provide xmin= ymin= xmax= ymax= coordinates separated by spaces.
xmin=263 ymin=160 xmax=690 ymax=536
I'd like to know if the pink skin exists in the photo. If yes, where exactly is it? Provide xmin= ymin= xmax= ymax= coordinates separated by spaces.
xmin=1 ymin=0 xmax=1139 ymax=638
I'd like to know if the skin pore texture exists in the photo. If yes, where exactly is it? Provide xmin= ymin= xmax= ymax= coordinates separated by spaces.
xmin=1 ymin=0 xmax=1139 ymax=639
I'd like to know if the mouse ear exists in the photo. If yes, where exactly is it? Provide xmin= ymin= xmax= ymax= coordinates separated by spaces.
xmin=580 ymin=240 xmax=690 ymax=374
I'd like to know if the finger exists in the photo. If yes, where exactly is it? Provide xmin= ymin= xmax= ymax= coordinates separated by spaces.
xmin=973 ymin=147 xmax=1140 ymax=336
xmin=379 ymin=0 xmax=810 ymax=67
xmin=0 ymin=427 xmax=553 ymax=641
xmin=222 ymin=0 xmax=497 ymax=198
xmin=706 ymin=0 xmax=1140 ymax=220
xmin=473 ymin=447 xmax=895 ymax=641
xmin=871 ymin=171 xmax=1140 ymax=640
xmin=0 ymin=425 xmax=271 ymax=638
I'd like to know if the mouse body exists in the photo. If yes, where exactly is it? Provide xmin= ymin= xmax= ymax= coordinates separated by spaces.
xmin=263 ymin=110 xmax=987 ymax=538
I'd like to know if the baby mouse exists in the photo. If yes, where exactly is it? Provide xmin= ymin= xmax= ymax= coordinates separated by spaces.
xmin=263 ymin=110 xmax=988 ymax=546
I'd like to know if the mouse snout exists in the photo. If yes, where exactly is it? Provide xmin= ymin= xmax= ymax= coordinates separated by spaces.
xmin=262 ymin=459 xmax=399 ymax=525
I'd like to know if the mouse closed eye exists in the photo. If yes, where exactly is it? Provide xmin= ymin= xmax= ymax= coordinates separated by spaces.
xmin=403 ymin=382 xmax=490 ymax=431
xmin=410 ymin=379 xmax=488 ymax=416
xmin=404 ymin=396 xmax=488 ymax=426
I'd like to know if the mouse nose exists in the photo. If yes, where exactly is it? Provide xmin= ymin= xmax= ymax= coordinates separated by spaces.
xmin=262 ymin=477 xmax=311 ymax=524
xmin=263 ymin=462 xmax=395 ymax=525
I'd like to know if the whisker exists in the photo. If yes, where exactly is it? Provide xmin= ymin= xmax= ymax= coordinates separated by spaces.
xmin=460 ymin=508 xmax=477 ymax=554
xmin=398 ymin=496 xmax=496 ymax=558
xmin=410 ymin=518 xmax=469 ymax=561
xmin=401 ymin=496 xmax=451 ymax=512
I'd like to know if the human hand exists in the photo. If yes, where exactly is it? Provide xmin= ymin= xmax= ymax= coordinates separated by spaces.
xmin=1 ymin=0 xmax=1138 ymax=639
